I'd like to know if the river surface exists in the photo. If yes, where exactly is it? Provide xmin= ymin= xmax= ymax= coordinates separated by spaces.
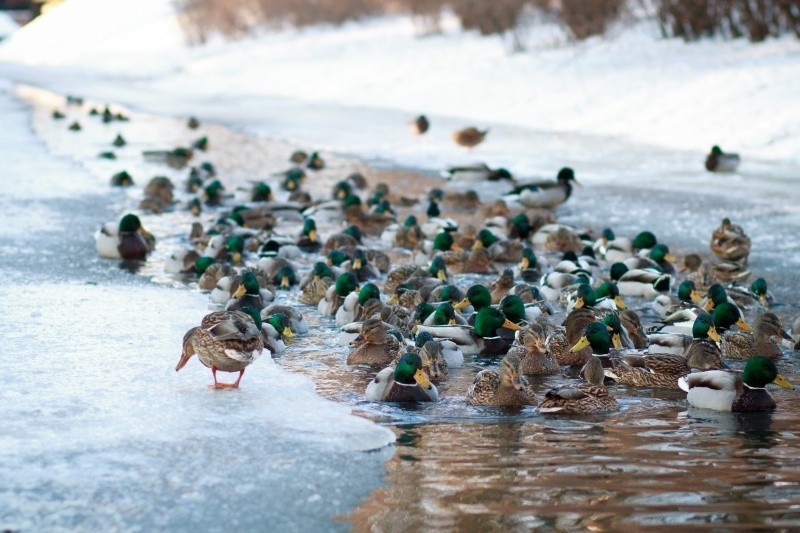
xmin=2 ymin=81 xmax=800 ymax=531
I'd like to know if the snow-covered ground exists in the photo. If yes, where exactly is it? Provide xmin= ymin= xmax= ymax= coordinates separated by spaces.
xmin=0 ymin=0 xmax=798 ymax=171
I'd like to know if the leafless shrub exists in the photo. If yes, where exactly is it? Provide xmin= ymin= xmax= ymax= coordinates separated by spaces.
xmin=559 ymin=0 xmax=626 ymax=39
xmin=654 ymin=0 xmax=800 ymax=42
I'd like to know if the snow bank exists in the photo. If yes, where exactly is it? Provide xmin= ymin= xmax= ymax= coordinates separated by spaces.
xmin=0 ymin=11 xmax=19 ymax=39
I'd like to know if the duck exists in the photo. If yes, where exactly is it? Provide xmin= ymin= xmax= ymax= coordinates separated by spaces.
xmin=381 ymin=215 xmax=425 ymax=250
xmin=489 ymin=268 xmax=515 ymax=303
xmin=721 ymin=311 xmax=791 ymax=360
xmin=705 ymin=145 xmax=741 ymax=173
xmin=452 ymin=126 xmax=489 ymax=150
xmin=299 ymin=261 xmax=335 ymax=306
xmin=336 ymin=282 xmax=380 ymax=326
xmin=440 ymin=163 xmax=512 ymax=183
xmin=416 ymin=337 xmax=463 ymax=383
xmin=347 ymin=317 xmax=401 ymax=367
xmin=726 ymin=277 xmax=773 ymax=309
xmin=652 ymin=280 xmax=703 ymax=320
xmin=679 ymin=356 xmax=791 ymax=412
xmin=712 ymin=301 xmax=752 ymax=333
xmin=474 ymin=228 xmax=523 ymax=263
xmin=416 ymin=307 xmax=522 ymax=356
xmin=613 ymin=263 xmax=672 ymax=298
xmin=344 ymin=248 xmax=382 ymax=282
xmin=366 ymin=352 xmax=438 ymax=402
xmin=409 ymin=114 xmax=429 ymax=135
xmin=604 ymin=351 xmax=689 ymax=389
xmin=507 ymin=324 xmax=560 ymax=376
xmin=506 ymin=167 xmax=579 ymax=209
xmin=296 ymin=217 xmax=321 ymax=253
xmin=678 ymin=253 xmax=717 ymax=290
xmin=649 ymin=310 xmax=718 ymax=356
xmin=198 ymin=262 xmax=236 ymax=291
xmin=318 ymin=272 xmax=360 ymax=317
xmin=593 ymin=228 xmax=633 ymax=263
xmin=422 ymin=302 xmax=469 ymax=327
xmin=258 ymin=311 xmax=294 ymax=355
xmin=682 ymin=313 xmax=726 ymax=370
xmin=710 ymin=218 xmax=750 ymax=265
xmin=262 ymin=303 xmax=309 ymax=335
xmin=95 ymin=213 xmax=155 ymax=260
xmin=225 ymin=271 xmax=273 ymax=312
xmin=175 ymin=310 xmax=264 ymax=389
xmin=547 ymin=309 xmax=601 ymax=367
xmin=465 ymin=354 xmax=537 ymax=406
xmin=538 ymin=356 xmax=618 ymax=414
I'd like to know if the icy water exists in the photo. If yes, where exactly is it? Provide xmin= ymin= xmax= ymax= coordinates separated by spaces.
xmin=4 ymin=82 xmax=800 ymax=531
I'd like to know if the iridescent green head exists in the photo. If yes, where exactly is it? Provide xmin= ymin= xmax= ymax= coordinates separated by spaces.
xmin=571 ymin=321 xmax=611 ymax=355
xmin=751 ymin=277 xmax=769 ymax=306
xmin=477 ymin=229 xmax=499 ymax=248
xmin=677 ymin=280 xmax=701 ymax=304
xmin=302 ymin=217 xmax=317 ymax=237
xmin=431 ymin=302 xmax=457 ymax=325
xmin=267 ymin=313 xmax=293 ymax=339
xmin=204 ymin=180 xmax=224 ymax=200
xmin=649 ymin=243 xmax=674 ymax=264
xmin=413 ymin=302 xmax=436 ymax=324
xmin=358 ymin=283 xmax=381 ymax=305
xmin=394 ymin=353 xmax=426 ymax=385
xmin=428 ymin=256 xmax=448 ymax=280
xmin=520 ymin=248 xmax=537 ymax=271
xmin=632 ymin=231 xmax=657 ymax=250
xmin=194 ymin=256 xmax=214 ymax=275
xmin=712 ymin=301 xmax=751 ymax=332
xmin=601 ymin=228 xmax=616 ymax=242
xmin=239 ymin=271 xmax=261 ymax=296
xmin=741 ymin=356 xmax=791 ymax=389
xmin=333 ymin=180 xmax=352 ymax=200
xmin=343 ymin=194 xmax=361 ymax=208
xmin=334 ymin=272 xmax=359 ymax=297
xmin=251 ymin=182 xmax=272 ymax=202
xmin=433 ymin=231 xmax=456 ymax=252
xmin=705 ymin=283 xmax=728 ymax=310
xmin=326 ymin=249 xmax=350 ymax=267
xmin=462 ymin=284 xmax=492 ymax=311
xmin=692 ymin=312 xmax=720 ymax=341
xmin=710 ymin=145 xmax=723 ymax=155
xmin=602 ymin=313 xmax=624 ymax=348
xmin=609 ymin=262 xmax=629 ymax=281
xmin=311 ymin=261 xmax=334 ymax=280
xmin=274 ymin=265 xmax=297 ymax=288
xmin=404 ymin=215 xmax=418 ymax=228
xmin=500 ymin=294 xmax=526 ymax=324
xmin=510 ymin=213 xmax=531 ymax=240
xmin=473 ymin=307 xmax=519 ymax=338
xmin=438 ymin=285 xmax=463 ymax=304
xmin=118 ymin=213 xmax=142 ymax=233
xmin=557 ymin=167 xmax=576 ymax=182
xmin=343 ymin=225 xmax=362 ymax=243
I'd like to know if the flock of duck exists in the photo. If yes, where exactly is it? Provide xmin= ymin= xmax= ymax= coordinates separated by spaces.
xmin=61 ymin=98 xmax=796 ymax=417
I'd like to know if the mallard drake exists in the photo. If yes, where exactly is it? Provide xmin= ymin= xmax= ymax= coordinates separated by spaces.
xmin=507 ymin=324 xmax=560 ymax=376
xmin=365 ymin=353 xmax=438 ymax=402
xmin=604 ymin=351 xmax=689 ymax=388
xmin=421 ymin=302 xmax=468 ymax=327
xmin=500 ymin=294 xmax=548 ymax=326
xmin=416 ymin=307 xmax=522 ymax=356
xmin=381 ymin=215 xmax=425 ymax=250
xmin=614 ymin=263 xmax=672 ymax=298
xmin=225 ymin=271 xmax=273 ymax=312
xmin=683 ymin=313 xmax=726 ymax=370
xmin=712 ymin=301 xmax=752 ymax=333
xmin=722 ymin=311 xmax=790 ymax=360
xmin=299 ymin=261 xmax=335 ymax=306
xmin=538 ymin=356 xmax=618 ymax=414
xmin=336 ymin=282 xmax=380 ymax=326
xmin=474 ymin=228 xmax=523 ymax=263
xmin=679 ymin=356 xmax=791 ymax=411
xmin=318 ymin=272 xmax=360 ymax=317
xmin=409 ymin=114 xmax=429 ymax=135
xmin=295 ymin=217 xmax=321 ymax=253
xmin=727 ymin=277 xmax=773 ymax=309
xmin=452 ymin=126 xmax=489 ymax=149
xmin=440 ymin=163 xmax=512 ymax=183
xmin=517 ymin=247 xmax=542 ymax=283
xmin=466 ymin=354 xmax=537 ymax=406
xmin=507 ymin=167 xmax=579 ymax=209
xmin=257 ymin=311 xmax=294 ymax=355
xmin=710 ymin=218 xmax=750 ymax=265
xmin=653 ymin=280 xmax=703 ymax=320
xmin=95 ymin=213 xmax=155 ymax=260
xmin=705 ymin=145 xmax=741 ymax=172
xmin=593 ymin=228 xmax=633 ymax=264
xmin=343 ymin=249 xmax=381 ymax=282
xmin=262 ymin=303 xmax=309 ymax=335
xmin=175 ymin=310 xmax=264 ymax=389
xmin=549 ymin=309 xmax=601 ymax=367
xmin=347 ymin=317 xmax=401 ymax=367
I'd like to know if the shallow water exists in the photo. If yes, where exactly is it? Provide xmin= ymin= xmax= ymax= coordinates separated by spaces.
xmin=5 ymin=82 xmax=800 ymax=530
